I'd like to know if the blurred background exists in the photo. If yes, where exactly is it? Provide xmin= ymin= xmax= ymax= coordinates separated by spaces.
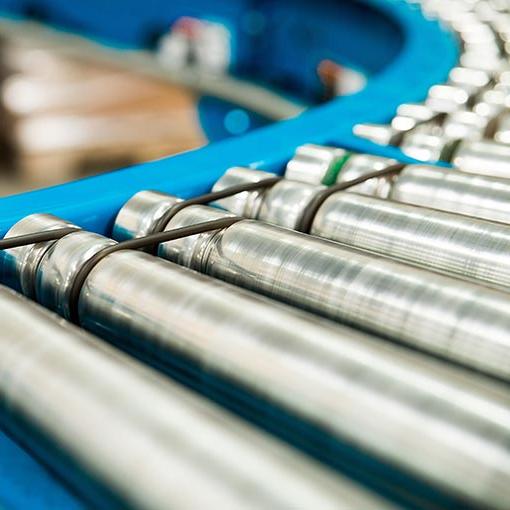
xmin=0 ymin=13 xmax=367 ymax=196
xmin=0 ymin=21 xmax=208 ymax=195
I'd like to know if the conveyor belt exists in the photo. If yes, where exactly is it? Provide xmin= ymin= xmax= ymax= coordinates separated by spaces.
xmin=3 ymin=1 xmax=510 ymax=509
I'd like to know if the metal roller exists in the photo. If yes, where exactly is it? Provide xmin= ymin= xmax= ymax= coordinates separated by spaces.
xmin=211 ymin=168 xmax=321 ymax=231
xmin=284 ymin=145 xmax=397 ymax=198
xmin=113 ymin=193 xmax=510 ymax=382
xmin=0 ymin=285 xmax=376 ymax=510
xmin=311 ymin=192 xmax=510 ymax=292
xmin=354 ymin=123 xmax=510 ymax=178
xmin=4 ymin=214 xmax=510 ymax=509
xmin=212 ymin=167 xmax=510 ymax=292
xmin=284 ymin=144 xmax=350 ymax=185
xmin=351 ymin=0 xmax=510 ymax=173
xmin=336 ymin=153 xmax=398 ymax=198
xmin=112 ymin=190 xmax=182 ymax=242
xmin=452 ymin=138 xmax=510 ymax=177
xmin=285 ymin=146 xmax=510 ymax=224
xmin=0 ymin=213 xmax=77 ymax=297
xmin=390 ymin=165 xmax=510 ymax=224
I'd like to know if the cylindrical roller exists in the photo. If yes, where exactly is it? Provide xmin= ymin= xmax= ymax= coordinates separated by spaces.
xmin=448 ymin=67 xmax=492 ymax=95
xmin=282 ymin=146 xmax=510 ymax=225
xmin=159 ymin=204 xmax=510 ymax=381
xmin=285 ymin=144 xmax=350 ymax=185
xmin=210 ymin=167 xmax=276 ymax=217
xmin=356 ymin=121 xmax=510 ymax=177
xmin=0 ymin=214 xmax=77 ymax=297
xmin=154 ymin=205 xmax=237 ymax=272
xmin=112 ymin=190 xmax=182 ymax=241
xmin=335 ymin=154 xmax=397 ymax=198
xmin=212 ymin=168 xmax=324 ymax=230
xmin=1 ymin=286 xmax=373 ymax=510
xmin=425 ymin=84 xmax=471 ymax=113
xmin=16 ymin=221 xmax=510 ymax=510
xmin=390 ymin=165 xmax=510 ymax=224
xmin=113 ymin=191 xmax=510 ymax=381
xmin=258 ymin=179 xmax=324 ymax=230
xmin=37 ymin=230 xmax=115 ymax=320
xmin=400 ymin=129 xmax=456 ymax=162
xmin=212 ymin=167 xmax=510 ymax=290
xmin=392 ymin=103 xmax=440 ymax=131
xmin=284 ymin=147 xmax=510 ymax=226
xmin=284 ymin=146 xmax=397 ymax=198
xmin=353 ymin=123 xmax=404 ymax=146
xmin=311 ymin=191 xmax=510 ymax=292
xmin=441 ymin=110 xmax=489 ymax=140
xmin=453 ymin=139 xmax=510 ymax=177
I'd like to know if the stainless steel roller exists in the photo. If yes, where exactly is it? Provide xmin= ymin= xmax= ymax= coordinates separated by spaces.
xmin=4 ymin=214 xmax=510 ymax=509
xmin=0 ymin=285 xmax=374 ymax=510
xmin=351 ymin=1 xmax=510 ymax=174
xmin=285 ymin=146 xmax=510 ymax=225
xmin=390 ymin=165 xmax=510 ymax=224
xmin=213 ymin=167 xmax=510 ymax=292
xmin=284 ymin=144 xmax=349 ymax=185
xmin=354 ymin=123 xmax=510 ymax=178
xmin=311 ymin=192 xmax=510 ymax=293
xmin=452 ymin=139 xmax=510 ymax=178
xmin=284 ymin=145 xmax=397 ymax=198
xmin=113 ymin=193 xmax=510 ymax=382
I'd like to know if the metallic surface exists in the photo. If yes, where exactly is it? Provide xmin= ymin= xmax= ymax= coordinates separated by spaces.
xmin=214 ymin=167 xmax=324 ymax=229
xmin=399 ymin=130 xmax=451 ymax=162
xmin=285 ymin=144 xmax=348 ymax=184
xmin=336 ymin=154 xmax=397 ymax=198
xmin=351 ymin=1 xmax=510 ymax=171
xmin=257 ymin=179 xmax=325 ymax=230
xmin=0 ymin=286 xmax=369 ymax=510
xmin=283 ymin=150 xmax=397 ymax=198
xmin=3 ymin=209 xmax=508 ymax=507
xmin=425 ymin=84 xmax=471 ymax=113
xmin=390 ymin=165 xmax=510 ymax=224
xmin=36 ymin=231 xmax=115 ymax=320
xmin=212 ymin=166 xmax=510 ymax=290
xmin=154 ymin=203 xmax=236 ymax=271
xmin=111 ymin=197 xmax=510 ymax=381
xmin=392 ymin=102 xmax=439 ymax=131
xmin=211 ymin=167 xmax=275 ymax=218
xmin=441 ymin=110 xmax=488 ymax=140
xmin=0 ymin=3 xmax=466 ymax=508
xmin=0 ymin=214 xmax=77 ymax=298
xmin=312 ymin=191 xmax=510 ymax=292
xmin=68 ymin=242 xmax=510 ymax=510
xmin=453 ymin=139 xmax=510 ymax=178
xmin=175 ymin=209 xmax=510 ymax=381
xmin=112 ymin=190 xmax=182 ymax=242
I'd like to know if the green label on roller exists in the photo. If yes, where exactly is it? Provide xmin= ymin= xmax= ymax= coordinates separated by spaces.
xmin=321 ymin=153 xmax=352 ymax=186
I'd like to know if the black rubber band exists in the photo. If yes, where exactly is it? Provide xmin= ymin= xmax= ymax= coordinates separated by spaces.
xmin=0 ymin=227 xmax=80 ymax=250
xmin=149 ymin=176 xmax=282 ymax=246
xmin=68 ymin=217 xmax=242 ymax=324
xmin=296 ymin=163 xmax=407 ymax=233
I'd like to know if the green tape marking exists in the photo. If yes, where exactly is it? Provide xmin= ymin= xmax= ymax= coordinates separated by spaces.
xmin=321 ymin=152 xmax=352 ymax=186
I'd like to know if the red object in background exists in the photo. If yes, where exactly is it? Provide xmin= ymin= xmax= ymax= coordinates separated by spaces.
xmin=317 ymin=59 xmax=344 ymax=100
